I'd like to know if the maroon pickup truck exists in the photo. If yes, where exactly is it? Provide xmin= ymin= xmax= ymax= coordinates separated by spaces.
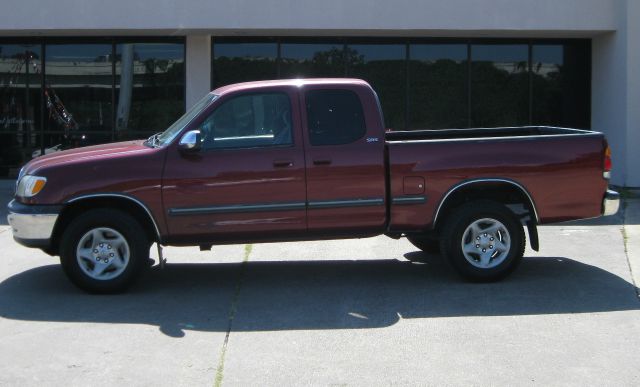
xmin=8 ymin=78 xmax=619 ymax=293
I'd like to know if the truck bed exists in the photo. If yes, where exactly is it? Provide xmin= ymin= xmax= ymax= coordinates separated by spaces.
xmin=385 ymin=126 xmax=608 ymax=230
xmin=385 ymin=126 xmax=597 ymax=142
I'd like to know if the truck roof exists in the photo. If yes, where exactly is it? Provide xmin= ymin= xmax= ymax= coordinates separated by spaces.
xmin=212 ymin=78 xmax=371 ymax=95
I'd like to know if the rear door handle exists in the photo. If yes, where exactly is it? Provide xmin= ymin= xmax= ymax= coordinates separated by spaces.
xmin=273 ymin=159 xmax=294 ymax=168
xmin=313 ymin=159 xmax=332 ymax=166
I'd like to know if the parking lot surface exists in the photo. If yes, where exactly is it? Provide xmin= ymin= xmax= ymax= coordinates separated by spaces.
xmin=1 ymin=181 xmax=639 ymax=386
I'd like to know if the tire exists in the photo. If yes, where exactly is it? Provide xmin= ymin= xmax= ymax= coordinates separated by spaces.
xmin=59 ymin=209 xmax=150 ymax=293
xmin=440 ymin=200 xmax=525 ymax=282
xmin=406 ymin=235 xmax=441 ymax=255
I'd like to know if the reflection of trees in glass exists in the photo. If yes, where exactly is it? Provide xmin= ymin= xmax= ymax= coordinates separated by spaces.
xmin=531 ymin=43 xmax=590 ymax=129
xmin=471 ymin=61 xmax=529 ymax=127
xmin=410 ymin=59 xmax=468 ymax=129
xmin=280 ymin=44 xmax=346 ymax=78
xmin=213 ymin=56 xmax=277 ymax=87
xmin=350 ymin=58 xmax=405 ymax=130
xmin=532 ymin=63 xmax=563 ymax=126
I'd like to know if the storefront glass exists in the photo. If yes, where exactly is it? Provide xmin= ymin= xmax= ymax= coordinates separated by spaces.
xmin=532 ymin=42 xmax=590 ymax=128
xmin=213 ymin=42 xmax=278 ymax=87
xmin=44 ymin=44 xmax=113 ymax=149
xmin=0 ymin=39 xmax=185 ymax=177
xmin=470 ymin=44 xmax=529 ymax=127
xmin=348 ymin=44 xmax=406 ymax=130
xmin=115 ymin=43 xmax=185 ymax=140
xmin=280 ymin=42 xmax=346 ymax=78
xmin=213 ymin=38 xmax=590 ymax=133
xmin=0 ymin=44 xmax=42 ymax=177
xmin=409 ymin=44 xmax=468 ymax=129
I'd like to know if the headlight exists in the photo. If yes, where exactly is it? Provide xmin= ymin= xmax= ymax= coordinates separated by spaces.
xmin=16 ymin=175 xmax=47 ymax=198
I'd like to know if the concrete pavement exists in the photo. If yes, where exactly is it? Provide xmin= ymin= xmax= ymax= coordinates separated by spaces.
xmin=1 ymin=180 xmax=639 ymax=386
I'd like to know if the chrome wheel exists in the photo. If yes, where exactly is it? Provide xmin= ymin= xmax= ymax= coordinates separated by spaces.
xmin=461 ymin=218 xmax=511 ymax=269
xmin=76 ymin=227 xmax=130 ymax=281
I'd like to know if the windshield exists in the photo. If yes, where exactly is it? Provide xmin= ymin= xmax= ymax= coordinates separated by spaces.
xmin=154 ymin=93 xmax=218 ymax=147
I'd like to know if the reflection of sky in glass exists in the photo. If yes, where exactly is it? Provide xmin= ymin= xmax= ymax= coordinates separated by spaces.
xmin=46 ymin=44 xmax=111 ymax=62
xmin=349 ymin=44 xmax=405 ymax=62
xmin=116 ymin=44 xmax=184 ymax=61
xmin=533 ymin=45 xmax=563 ymax=65
xmin=0 ymin=44 xmax=40 ymax=59
xmin=214 ymin=43 xmax=277 ymax=59
xmin=410 ymin=44 xmax=467 ymax=62
xmin=281 ymin=44 xmax=342 ymax=60
xmin=43 ymin=44 xmax=184 ymax=62
xmin=472 ymin=45 xmax=528 ymax=62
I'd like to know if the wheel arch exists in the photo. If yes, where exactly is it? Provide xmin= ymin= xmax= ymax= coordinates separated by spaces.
xmin=49 ymin=194 xmax=161 ymax=255
xmin=433 ymin=178 xmax=539 ymax=230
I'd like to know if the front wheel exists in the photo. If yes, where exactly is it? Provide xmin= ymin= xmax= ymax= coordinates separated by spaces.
xmin=440 ymin=200 xmax=525 ymax=282
xmin=59 ymin=209 xmax=150 ymax=293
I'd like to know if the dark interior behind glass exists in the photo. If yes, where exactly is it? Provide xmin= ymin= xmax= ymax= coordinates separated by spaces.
xmin=305 ymin=89 xmax=366 ymax=146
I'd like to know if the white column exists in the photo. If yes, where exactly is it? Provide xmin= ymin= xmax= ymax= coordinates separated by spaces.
xmin=592 ymin=32 xmax=627 ymax=186
xmin=185 ymin=35 xmax=212 ymax=109
xmin=625 ymin=0 xmax=640 ymax=187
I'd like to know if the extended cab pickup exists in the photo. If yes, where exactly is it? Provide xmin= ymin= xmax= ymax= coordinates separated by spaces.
xmin=7 ymin=78 xmax=620 ymax=293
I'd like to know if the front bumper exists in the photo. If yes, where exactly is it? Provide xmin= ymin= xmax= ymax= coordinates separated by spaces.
xmin=602 ymin=189 xmax=620 ymax=217
xmin=7 ymin=200 xmax=62 ymax=248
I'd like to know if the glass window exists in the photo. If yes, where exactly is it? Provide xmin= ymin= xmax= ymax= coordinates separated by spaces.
xmin=200 ymin=92 xmax=292 ymax=149
xmin=44 ymin=43 xmax=113 ymax=147
xmin=280 ymin=43 xmax=346 ymax=78
xmin=213 ymin=42 xmax=277 ymax=87
xmin=0 ymin=44 xmax=42 ymax=177
xmin=115 ymin=43 xmax=185 ymax=138
xmin=471 ymin=44 xmax=529 ymax=127
xmin=347 ymin=44 xmax=406 ymax=130
xmin=305 ymin=89 xmax=366 ymax=146
xmin=532 ymin=43 xmax=590 ymax=128
xmin=409 ymin=44 xmax=468 ymax=129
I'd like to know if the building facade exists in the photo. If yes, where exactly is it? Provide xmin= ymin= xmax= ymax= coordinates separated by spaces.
xmin=0 ymin=0 xmax=637 ymax=186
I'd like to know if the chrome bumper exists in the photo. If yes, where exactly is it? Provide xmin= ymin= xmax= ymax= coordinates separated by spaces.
xmin=7 ymin=200 xmax=61 ymax=247
xmin=602 ymin=189 xmax=620 ymax=216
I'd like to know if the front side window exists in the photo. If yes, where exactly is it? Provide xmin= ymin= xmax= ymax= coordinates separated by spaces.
xmin=200 ymin=92 xmax=292 ymax=149
xmin=305 ymin=89 xmax=366 ymax=146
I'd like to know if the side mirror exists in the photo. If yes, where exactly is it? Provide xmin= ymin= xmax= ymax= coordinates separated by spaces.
xmin=178 ymin=130 xmax=201 ymax=153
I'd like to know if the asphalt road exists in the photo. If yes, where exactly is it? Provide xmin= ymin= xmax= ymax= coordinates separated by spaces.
xmin=1 ymin=181 xmax=639 ymax=386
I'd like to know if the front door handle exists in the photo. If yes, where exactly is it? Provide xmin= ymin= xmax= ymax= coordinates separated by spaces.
xmin=273 ymin=159 xmax=294 ymax=168
xmin=313 ymin=159 xmax=332 ymax=166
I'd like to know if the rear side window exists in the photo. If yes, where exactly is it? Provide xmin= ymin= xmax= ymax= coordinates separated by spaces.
xmin=199 ymin=92 xmax=292 ymax=150
xmin=305 ymin=89 xmax=366 ymax=146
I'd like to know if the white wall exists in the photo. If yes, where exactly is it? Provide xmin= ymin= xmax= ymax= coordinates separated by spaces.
xmin=592 ymin=0 xmax=640 ymax=187
xmin=625 ymin=0 xmax=640 ymax=186
xmin=0 ymin=0 xmax=619 ymax=36
xmin=592 ymin=33 xmax=627 ymax=185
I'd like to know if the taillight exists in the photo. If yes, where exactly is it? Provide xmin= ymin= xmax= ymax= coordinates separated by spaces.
xmin=603 ymin=143 xmax=612 ymax=179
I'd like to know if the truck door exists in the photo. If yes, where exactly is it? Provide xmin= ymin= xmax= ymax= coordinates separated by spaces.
xmin=301 ymin=86 xmax=387 ymax=233
xmin=162 ymin=88 xmax=307 ymax=243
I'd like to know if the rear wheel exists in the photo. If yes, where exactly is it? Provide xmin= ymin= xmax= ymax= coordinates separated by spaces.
xmin=60 ymin=209 xmax=150 ymax=293
xmin=440 ymin=200 xmax=525 ymax=282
